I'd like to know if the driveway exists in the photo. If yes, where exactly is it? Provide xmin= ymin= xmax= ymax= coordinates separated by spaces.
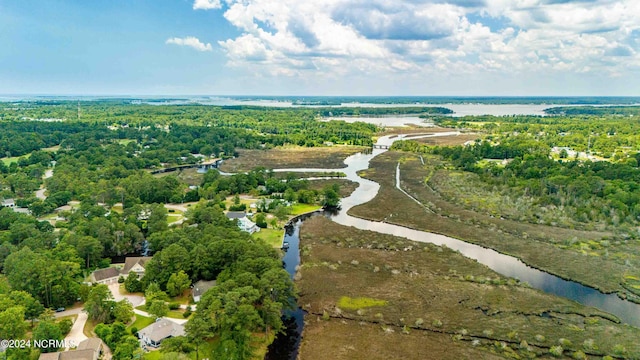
xmin=108 ymin=283 xmax=144 ymax=307
xmin=63 ymin=311 xmax=88 ymax=349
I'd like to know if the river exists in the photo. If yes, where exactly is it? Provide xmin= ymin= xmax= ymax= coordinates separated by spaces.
xmin=266 ymin=133 xmax=640 ymax=360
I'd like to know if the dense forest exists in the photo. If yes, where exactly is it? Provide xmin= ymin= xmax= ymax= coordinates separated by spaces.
xmin=434 ymin=113 xmax=640 ymax=158
xmin=544 ymin=106 xmax=640 ymax=116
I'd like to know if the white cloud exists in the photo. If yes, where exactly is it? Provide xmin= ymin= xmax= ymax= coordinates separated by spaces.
xmin=166 ymin=36 xmax=213 ymax=52
xmin=204 ymin=0 xmax=640 ymax=85
xmin=193 ymin=0 xmax=222 ymax=10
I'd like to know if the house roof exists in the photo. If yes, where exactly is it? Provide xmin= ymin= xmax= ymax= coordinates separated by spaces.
xmin=226 ymin=211 xmax=246 ymax=219
xmin=58 ymin=349 xmax=96 ymax=360
xmin=122 ymin=256 xmax=152 ymax=274
xmin=77 ymin=338 xmax=104 ymax=352
xmin=238 ymin=217 xmax=256 ymax=227
xmin=37 ymin=338 xmax=105 ymax=360
xmin=139 ymin=319 xmax=185 ymax=343
xmin=38 ymin=353 xmax=60 ymax=360
xmin=91 ymin=267 xmax=120 ymax=282
xmin=192 ymin=280 xmax=217 ymax=298
xmin=1 ymin=198 xmax=15 ymax=206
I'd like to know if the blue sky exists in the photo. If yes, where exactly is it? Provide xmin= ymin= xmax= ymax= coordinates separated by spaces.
xmin=1 ymin=0 xmax=638 ymax=96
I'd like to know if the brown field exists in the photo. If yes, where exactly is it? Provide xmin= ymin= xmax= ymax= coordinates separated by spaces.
xmin=349 ymin=151 xmax=635 ymax=299
xmin=297 ymin=217 xmax=640 ymax=359
xmin=220 ymin=146 xmax=367 ymax=172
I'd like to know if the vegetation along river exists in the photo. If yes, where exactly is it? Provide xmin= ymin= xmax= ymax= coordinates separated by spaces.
xmin=266 ymin=133 xmax=640 ymax=360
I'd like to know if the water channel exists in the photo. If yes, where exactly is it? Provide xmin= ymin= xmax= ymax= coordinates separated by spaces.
xmin=266 ymin=133 xmax=640 ymax=359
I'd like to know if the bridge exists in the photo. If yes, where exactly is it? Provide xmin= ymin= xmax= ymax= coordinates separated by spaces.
xmin=150 ymin=158 xmax=222 ymax=175
xmin=372 ymin=144 xmax=390 ymax=149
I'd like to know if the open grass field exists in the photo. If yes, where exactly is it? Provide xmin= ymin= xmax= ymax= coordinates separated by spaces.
xmin=153 ymin=167 xmax=203 ymax=187
xmin=252 ymin=228 xmax=284 ymax=248
xmin=117 ymin=139 xmax=136 ymax=145
xmin=167 ymin=214 xmax=183 ymax=224
xmin=219 ymin=145 xmax=367 ymax=172
xmin=1 ymin=145 xmax=60 ymax=165
xmin=297 ymin=217 xmax=640 ymax=359
xmin=349 ymin=151 xmax=638 ymax=301
xmin=290 ymin=203 xmax=322 ymax=215
xmin=128 ymin=314 xmax=155 ymax=332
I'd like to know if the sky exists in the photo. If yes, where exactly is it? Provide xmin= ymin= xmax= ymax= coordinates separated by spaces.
xmin=0 ymin=0 xmax=639 ymax=96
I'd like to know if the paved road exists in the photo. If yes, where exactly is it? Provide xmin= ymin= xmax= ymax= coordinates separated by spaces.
xmin=35 ymin=169 xmax=54 ymax=200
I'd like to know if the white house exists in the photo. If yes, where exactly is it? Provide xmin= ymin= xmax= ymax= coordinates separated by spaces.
xmin=238 ymin=216 xmax=260 ymax=234
xmin=1 ymin=198 xmax=15 ymax=208
xmin=226 ymin=211 xmax=260 ymax=234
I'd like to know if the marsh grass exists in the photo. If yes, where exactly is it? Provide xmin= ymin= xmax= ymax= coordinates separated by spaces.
xmin=220 ymin=146 xmax=366 ymax=172
xmin=349 ymin=151 xmax=636 ymax=298
xmin=337 ymin=296 xmax=388 ymax=310
xmin=297 ymin=217 xmax=640 ymax=359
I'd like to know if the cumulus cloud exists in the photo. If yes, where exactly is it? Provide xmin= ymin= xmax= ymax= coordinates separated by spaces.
xmin=203 ymin=0 xmax=640 ymax=80
xmin=166 ymin=36 xmax=213 ymax=52
xmin=193 ymin=0 xmax=222 ymax=10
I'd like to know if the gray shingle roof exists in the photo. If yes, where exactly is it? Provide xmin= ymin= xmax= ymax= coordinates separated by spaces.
xmin=122 ymin=256 xmax=152 ymax=274
xmin=139 ymin=319 xmax=185 ymax=343
xmin=226 ymin=211 xmax=246 ymax=219
xmin=192 ymin=280 xmax=217 ymax=298
xmin=91 ymin=267 xmax=120 ymax=282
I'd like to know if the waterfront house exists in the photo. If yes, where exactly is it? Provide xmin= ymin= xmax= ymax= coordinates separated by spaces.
xmin=225 ymin=211 xmax=260 ymax=234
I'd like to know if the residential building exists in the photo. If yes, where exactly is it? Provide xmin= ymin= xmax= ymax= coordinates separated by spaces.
xmin=225 ymin=211 xmax=260 ymax=234
xmin=89 ymin=267 xmax=120 ymax=285
xmin=1 ymin=198 xmax=15 ymax=208
xmin=192 ymin=280 xmax=217 ymax=303
xmin=38 ymin=338 xmax=107 ymax=360
xmin=138 ymin=319 xmax=185 ymax=348
xmin=88 ymin=256 xmax=152 ymax=284
xmin=122 ymin=256 xmax=152 ymax=279
xmin=238 ymin=216 xmax=260 ymax=234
